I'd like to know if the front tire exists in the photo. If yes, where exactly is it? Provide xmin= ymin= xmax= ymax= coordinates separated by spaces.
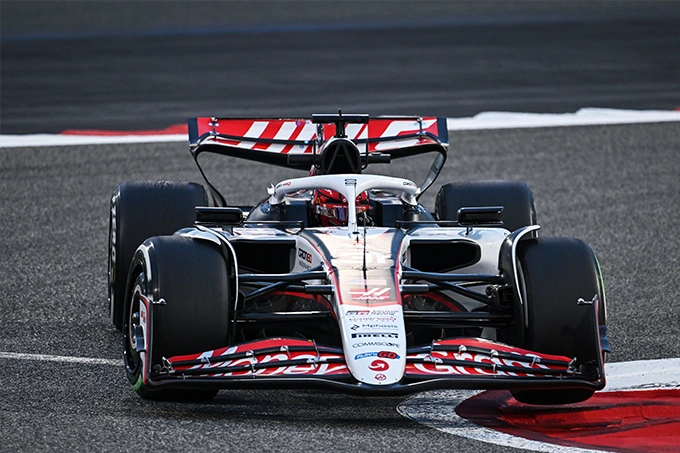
xmin=512 ymin=237 xmax=605 ymax=405
xmin=123 ymin=235 xmax=232 ymax=400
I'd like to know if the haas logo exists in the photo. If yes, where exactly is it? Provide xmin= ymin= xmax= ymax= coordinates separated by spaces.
xmin=349 ymin=288 xmax=391 ymax=301
xmin=368 ymin=360 xmax=389 ymax=371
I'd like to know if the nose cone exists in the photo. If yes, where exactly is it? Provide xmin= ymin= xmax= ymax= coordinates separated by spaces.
xmin=340 ymin=305 xmax=407 ymax=385
xmin=350 ymin=353 xmax=406 ymax=385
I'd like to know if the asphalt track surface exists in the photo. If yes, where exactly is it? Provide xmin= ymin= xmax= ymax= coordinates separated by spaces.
xmin=2 ymin=120 xmax=680 ymax=452
xmin=2 ymin=2 xmax=680 ymax=452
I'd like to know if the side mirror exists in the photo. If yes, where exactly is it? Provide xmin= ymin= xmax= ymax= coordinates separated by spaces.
xmin=457 ymin=206 xmax=504 ymax=226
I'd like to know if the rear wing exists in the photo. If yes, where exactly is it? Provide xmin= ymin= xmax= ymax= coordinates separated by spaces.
xmin=188 ymin=115 xmax=449 ymax=205
xmin=188 ymin=116 xmax=448 ymax=155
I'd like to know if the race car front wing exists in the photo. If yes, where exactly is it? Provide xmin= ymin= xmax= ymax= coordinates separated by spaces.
xmin=143 ymin=337 xmax=604 ymax=396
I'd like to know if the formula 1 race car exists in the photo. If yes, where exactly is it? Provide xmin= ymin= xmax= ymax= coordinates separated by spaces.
xmin=108 ymin=113 xmax=610 ymax=404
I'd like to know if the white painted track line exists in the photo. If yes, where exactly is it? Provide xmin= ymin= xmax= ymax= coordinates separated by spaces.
xmin=603 ymin=357 xmax=680 ymax=390
xmin=1 ymin=108 xmax=680 ymax=148
xmin=0 ymin=133 xmax=187 ymax=148
xmin=446 ymin=107 xmax=680 ymax=130
xmin=401 ymin=389 xmax=609 ymax=453
xmin=0 ymin=351 xmax=121 ymax=366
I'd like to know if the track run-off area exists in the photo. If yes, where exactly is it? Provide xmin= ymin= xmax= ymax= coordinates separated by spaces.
xmin=2 ymin=111 xmax=680 ymax=452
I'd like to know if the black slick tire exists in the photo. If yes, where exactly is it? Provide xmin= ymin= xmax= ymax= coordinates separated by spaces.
xmin=124 ymin=235 xmax=232 ymax=401
xmin=512 ymin=237 xmax=604 ymax=405
xmin=108 ymin=181 xmax=207 ymax=330
xmin=435 ymin=180 xmax=536 ymax=232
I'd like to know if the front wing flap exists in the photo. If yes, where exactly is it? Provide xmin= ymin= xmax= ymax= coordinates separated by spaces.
xmin=146 ymin=337 xmax=604 ymax=395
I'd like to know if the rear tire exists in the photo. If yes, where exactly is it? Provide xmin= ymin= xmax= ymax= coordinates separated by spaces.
xmin=123 ymin=235 xmax=232 ymax=400
xmin=108 ymin=181 xmax=207 ymax=330
xmin=435 ymin=180 xmax=536 ymax=232
xmin=512 ymin=237 xmax=604 ymax=405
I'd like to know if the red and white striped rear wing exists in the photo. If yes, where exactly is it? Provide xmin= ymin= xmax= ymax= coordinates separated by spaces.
xmin=188 ymin=116 xmax=449 ymax=203
xmin=188 ymin=116 xmax=449 ymax=167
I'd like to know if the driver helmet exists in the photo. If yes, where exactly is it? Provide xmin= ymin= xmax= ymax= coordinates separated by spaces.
xmin=313 ymin=188 xmax=370 ymax=226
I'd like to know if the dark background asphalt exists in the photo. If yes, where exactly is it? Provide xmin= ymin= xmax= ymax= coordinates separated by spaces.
xmin=2 ymin=122 xmax=679 ymax=452
xmin=1 ymin=1 xmax=680 ymax=452
xmin=2 ymin=1 xmax=680 ymax=134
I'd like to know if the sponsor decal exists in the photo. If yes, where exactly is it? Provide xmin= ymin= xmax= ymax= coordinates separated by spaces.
xmin=358 ymin=324 xmax=398 ymax=330
xmin=351 ymin=332 xmax=399 ymax=339
xmin=349 ymin=288 xmax=391 ymax=301
xmin=344 ymin=178 xmax=357 ymax=186
xmin=402 ymin=181 xmax=416 ymax=187
xmin=368 ymin=360 xmax=390 ymax=371
xmin=407 ymin=350 xmax=552 ymax=376
xmin=354 ymin=351 xmax=401 ymax=360
xmin=275 ymin=181 xmax=292 ymax=189
xmin=109 ymin=203 xmax=116 ymax=285
xmin=237 ymin=228 xmax=283 ymax=236
xmin=375 ymin=373 xmax=387 ymax=381
xmin=347 ymin=317 xmax=398 ymax=323
xmin=352 ymin=342 xmax=399 ymax=348
xmin=297 ymin=248 xmax=312 ymax=263
xmin=370 ymin=310 xmax=399 ymax=316
xmin=346 ymin=310 xmax=370 ymax=316
xmin=203 ymin=353 xmax=346 ymax=376
xmin=351 ymin=324 xmax=360 ymax=331
xmin=172 ymin=344 xmax=348 ymax=377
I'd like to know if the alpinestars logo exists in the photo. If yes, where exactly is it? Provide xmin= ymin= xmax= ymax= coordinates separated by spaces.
xmin=349 ymin=288 xmax=390 ymax=301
